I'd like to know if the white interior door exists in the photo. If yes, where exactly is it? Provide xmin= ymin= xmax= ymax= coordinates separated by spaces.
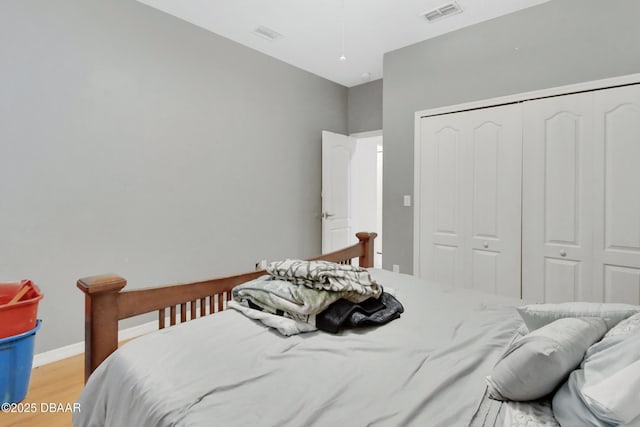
xmin=465 ymin=104 xmax=522 ymax=298
xmin=522 ymin=92 xmax=595 ymax=303
xmin=592 ymin=84 xmax=640 ymax=304
xmin=322 ymin=130 xmax=355 ymax=253
xmin=419 ymin=112 xmax=467 ymax=287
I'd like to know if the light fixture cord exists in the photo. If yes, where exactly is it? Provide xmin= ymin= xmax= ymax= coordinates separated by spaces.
xmin=341 ymin=0 xmax=346 ymax=60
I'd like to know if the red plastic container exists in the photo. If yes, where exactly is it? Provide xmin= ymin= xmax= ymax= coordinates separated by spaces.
xmin=0 ymin=280 xmax=43 ymax=340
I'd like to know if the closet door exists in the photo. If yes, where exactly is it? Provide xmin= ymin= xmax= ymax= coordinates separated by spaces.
xmin=418 ymin=104 xmax=522 ymax=297
xmin=593 ymin=85 xmax=640 ymax=304
xmin=464 ymin=105 xmax=522 ymax=298
xmin=522 ymin=92 xmax=595 ymax=303
xmin=418 ymin=112 xmax=467 ymax=287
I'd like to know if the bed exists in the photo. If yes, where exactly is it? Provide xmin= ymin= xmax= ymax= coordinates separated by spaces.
xmin=74 ymin=233 xmax=638 ymax=426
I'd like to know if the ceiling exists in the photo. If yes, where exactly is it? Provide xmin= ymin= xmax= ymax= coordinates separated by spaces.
xmin=137 ymin=0 xmax=549 ymax=87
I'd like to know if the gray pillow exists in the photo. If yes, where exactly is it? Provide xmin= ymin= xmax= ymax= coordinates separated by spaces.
xmin=553 ymin=315 xmax=640 ymax=426
xmin=517 ymin=302 xmax=639 ymax=332
xmin=486 ymin=317 xmax=607 ymax=401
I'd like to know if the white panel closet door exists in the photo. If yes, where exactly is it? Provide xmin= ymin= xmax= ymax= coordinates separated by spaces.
xmin=464 ymin=105 xmax=522 ymax=298
xmin=522 ymin=92 xmax=595 ymax=303
xmin=419 ymin=104 xmax=522 ymax=296
xmin=593 ymin=84 xmax=640 ymax=305
xmin=419 ymin=113 xmax=467 ymax=287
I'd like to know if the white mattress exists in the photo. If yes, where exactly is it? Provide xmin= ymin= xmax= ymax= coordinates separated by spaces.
xmin=74 ymin=269 xmax=535 ymax=427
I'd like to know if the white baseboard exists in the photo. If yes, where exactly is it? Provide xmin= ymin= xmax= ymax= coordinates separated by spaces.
xmin=117 ymin=320 xmax=159 ymax=341
xmin=32 ymin=320 xmax=159 ymax=368
xmin=33 ymin=341 xmax=84 ymax=368
xmin=32 ymin=303 xmax=220 ymax=368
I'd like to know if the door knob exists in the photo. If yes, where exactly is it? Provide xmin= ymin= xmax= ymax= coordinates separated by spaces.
xmin=560 ymin=250 xmax=567 ymax=257
xmin=322 ymin=212 xmax=336 ymax=219
xmin=483 ymin=241 xmax=489 ymax=249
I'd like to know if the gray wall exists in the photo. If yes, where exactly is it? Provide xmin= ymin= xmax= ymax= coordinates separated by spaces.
xmin=382 ymin=0 xmax=640 ymax=273
xmin=0 ymin=0 xmax=347 ymax=352
xmin=348 ymin=79 xmax=383 ymax=134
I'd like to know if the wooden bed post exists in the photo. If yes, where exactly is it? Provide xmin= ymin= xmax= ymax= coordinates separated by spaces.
xmin=356 ymin=232 xmax=377 ymax=268
xmin=77 ymin=274 xmax=126 ymax=383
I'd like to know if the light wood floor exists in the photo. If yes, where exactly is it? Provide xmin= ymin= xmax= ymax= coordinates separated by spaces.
xmin=1 ymin=352 xmax=84 ymax=427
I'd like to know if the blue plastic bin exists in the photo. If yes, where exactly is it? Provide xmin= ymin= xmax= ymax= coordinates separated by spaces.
xmin=0 ymin=320 xmax=41 ymax=404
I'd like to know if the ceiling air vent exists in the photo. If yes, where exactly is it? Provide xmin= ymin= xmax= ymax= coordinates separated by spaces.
xmin=252 ymin=26 xmax=283 ymax=41
xmin=422 ymin=1 xmax=463 ymax=22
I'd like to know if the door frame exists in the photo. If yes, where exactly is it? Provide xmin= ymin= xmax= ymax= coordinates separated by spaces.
xmin=413 ymin=72 xmax=640 ymax=276
xmin=350 ymin=130 xmax=383 ymax=139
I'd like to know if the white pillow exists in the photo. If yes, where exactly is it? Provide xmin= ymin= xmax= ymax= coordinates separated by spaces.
xmin=517 ymin=302 xmax=639 ymax=332
xmin=486 ymin=317 xmax=607 ymax=401
xmin=604 ymin=311 xmax=640 ymax=338
xmin=582 ymin=359 xmax=640 ymax=425
xmin=553 ymin=318 xmax=640 ymax=426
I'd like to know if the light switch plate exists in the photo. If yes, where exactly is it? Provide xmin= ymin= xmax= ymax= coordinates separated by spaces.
xmin=403 ymin=195 xmax=411 ymax=207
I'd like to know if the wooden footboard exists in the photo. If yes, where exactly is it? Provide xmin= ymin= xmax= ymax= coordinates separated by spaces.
xmin=77 ymin=232 xmax=377 ymax=382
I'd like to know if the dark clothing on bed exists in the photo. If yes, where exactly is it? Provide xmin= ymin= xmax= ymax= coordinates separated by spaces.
xmin=316 ymin=292 xmax=404 ymax=333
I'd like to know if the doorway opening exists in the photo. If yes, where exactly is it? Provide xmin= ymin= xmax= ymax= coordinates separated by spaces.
xmin=351 ymin=132 xmax=383 ymax=268
xmin=321 ymin=130 xmax=382 ymax=269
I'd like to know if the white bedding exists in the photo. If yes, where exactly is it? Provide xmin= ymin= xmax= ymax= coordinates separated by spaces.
xmin=74 ymin=269 xmax=550 ymax=427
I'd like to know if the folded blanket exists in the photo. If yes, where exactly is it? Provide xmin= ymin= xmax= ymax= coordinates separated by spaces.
xmin=228 ymin=301 xmax=317 ymax=336
xmin=266 ymin=259 xmax=382 ymax=299
xmin=231 ymin=261 xmax=399 ymax=336
xmin=230 ymin=293 xmax=403 ymax=336
xmin=232 ymin=275 xmax=366 ymax=318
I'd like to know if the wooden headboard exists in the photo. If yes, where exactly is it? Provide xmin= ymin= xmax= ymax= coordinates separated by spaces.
xmin=77 ymin=232 xmax=377 ymax=382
